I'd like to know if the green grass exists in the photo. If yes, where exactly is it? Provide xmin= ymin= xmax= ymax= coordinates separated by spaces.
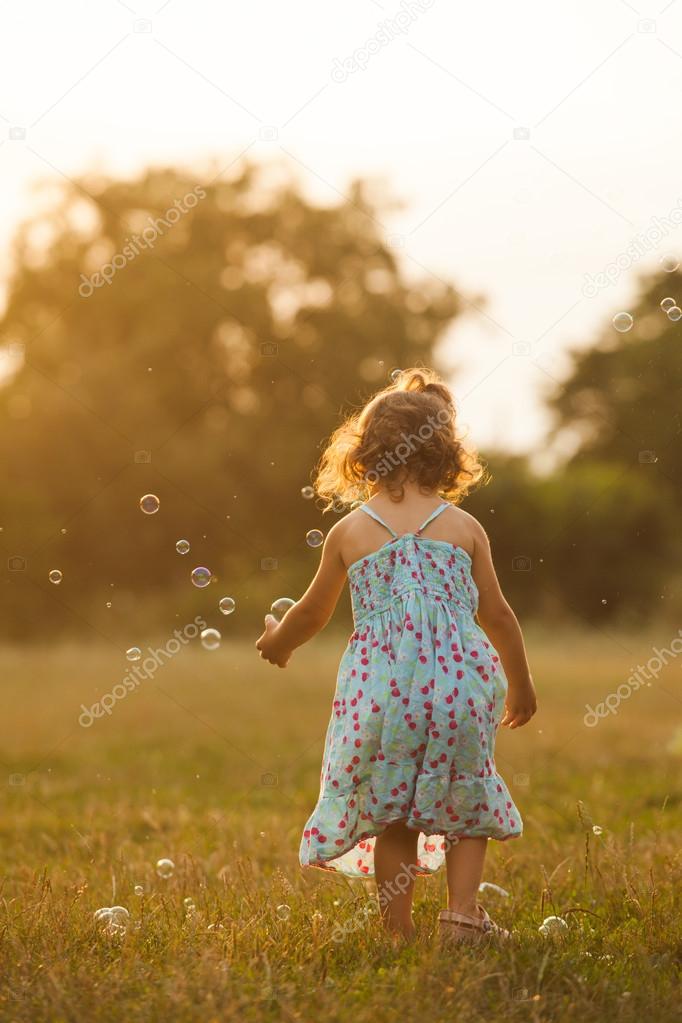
xmin=1 ymin=628 xmax=681 ymax=1022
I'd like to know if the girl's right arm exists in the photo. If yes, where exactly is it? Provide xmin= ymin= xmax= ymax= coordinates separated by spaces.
xmin=255 ymin=522 xmax=348 ymax=667
xmin=469 ymin=519 xmax=537 ymax=729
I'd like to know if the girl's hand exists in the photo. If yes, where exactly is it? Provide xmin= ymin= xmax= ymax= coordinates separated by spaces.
xmin=256 ymin=615 xmax=291 ymax=668
xmin=500 ymin=680 xmax=537 ymax=729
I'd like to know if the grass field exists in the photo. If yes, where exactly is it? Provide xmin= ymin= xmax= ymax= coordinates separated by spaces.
xmin=1 ymin=627 xmax=681 ymax=1022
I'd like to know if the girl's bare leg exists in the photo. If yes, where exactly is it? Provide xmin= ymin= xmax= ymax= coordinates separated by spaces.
xmin=445 ymin=836 xmax=488 ymax=917
xmin=373 ymin=821 xmax=419 ymax=939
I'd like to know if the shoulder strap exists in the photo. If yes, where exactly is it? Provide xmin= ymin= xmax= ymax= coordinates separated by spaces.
xmin=359 ymin=504 xmax=398 ymax=538
xmin=416 ymin=502 xmax=451 ymax=535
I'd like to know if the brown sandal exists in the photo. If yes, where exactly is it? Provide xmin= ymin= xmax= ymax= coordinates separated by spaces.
xmin=438 ymin=904 xmax=510 ymax=945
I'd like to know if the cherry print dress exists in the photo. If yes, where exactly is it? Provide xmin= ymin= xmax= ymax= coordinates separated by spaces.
xmin=299 ymin=502 xmax=522 ymax=878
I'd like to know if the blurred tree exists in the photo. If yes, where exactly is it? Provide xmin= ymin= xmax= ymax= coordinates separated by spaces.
xmin=467 ymin=455 xmax=676 ymax=624
xmin=538 ymin=269 xmax=682 ymax=620
xmin=550 ymin=270 xmax=682 ymax=502
xmin=0 ymin=163 xmax=462 ymax=638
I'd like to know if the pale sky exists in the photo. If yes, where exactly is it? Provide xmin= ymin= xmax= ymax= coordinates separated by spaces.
xmin=1 ymin=0 xmax=681 ymax=452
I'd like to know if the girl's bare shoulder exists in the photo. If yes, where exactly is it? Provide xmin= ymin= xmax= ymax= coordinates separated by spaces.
xmin=326 ymin=507 xmax=386 ymax=569
xmin=445 ymin=504 xmax=487 ymax=534
xmin=434 ymin=503 xmax=488 ymax=555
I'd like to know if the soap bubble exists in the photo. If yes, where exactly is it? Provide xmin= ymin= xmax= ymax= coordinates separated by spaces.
xmin=134 ymin=885 xmax=144 ymax=896
xmin=191 ymin=566 xmax=212 ymax=588
xmin=94 ymin=906 xmax=128 ymax=936
xmin=592 ymin=824 xmax=604 ymax=835
xmin=183 ymin=896 xmax=195 ymax=908
xmin=156 ymin=858 xmax=175 ymax=879
xmin=218 ymin=597 xmax=235 ymax=615
xmin=200 ymin=628 xmax=221 ymax=651
xmin=276 ymin=904 xmax=291 ymax=920
xmin=139 ymin=494 xmax=160 ymax=515
xmin=660 ymin=255 xmax=679 ymax=273
xmin=306 ymin=529 xmax=324 ymax=548
xmin=612 ymin=312 xmax=633 ymax=333
xmin=478 ymin=882 xmax=510 ymax=897
xmin=126 ymin=647 xmax=142 ymax=662
xmin=660 ymin=297 xmax=676 ymax=312
xmin=301 ymin=486 xmax=315 ymax=500
xmin=390 ymin=368 xmax=402 ymax=382
xmin=109 ymin=906 xmax=130 ymax=926
xmin=539 ymin=915 xmax=568 ymax=936
xmin=175 ymin=539 xmax=190 ymax=555
xmin=271 ymin=597 xmax=295 ymax=621
xmin=667 ymin=305 xmax=682 ymax=321
xmin=48 ymin=569 xmax=63 ymax=585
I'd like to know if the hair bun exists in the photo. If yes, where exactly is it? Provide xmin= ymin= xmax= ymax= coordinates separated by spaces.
xmin=401 ymin=368 xmax=429 ymax=392
xmin=398 ymin=367 xmax=454 ymax=407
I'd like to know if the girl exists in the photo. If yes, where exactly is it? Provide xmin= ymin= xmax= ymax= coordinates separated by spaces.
xmin=256 ymin=368 xmax=536 ymax=943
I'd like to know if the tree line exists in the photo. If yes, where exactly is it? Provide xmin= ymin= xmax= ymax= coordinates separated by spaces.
xmin=0 ymin=164 xmax=679 ymax=639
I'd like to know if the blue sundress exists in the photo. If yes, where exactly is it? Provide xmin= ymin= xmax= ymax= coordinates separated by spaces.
xmin=299 ymin=502 xmax=522 ymax=878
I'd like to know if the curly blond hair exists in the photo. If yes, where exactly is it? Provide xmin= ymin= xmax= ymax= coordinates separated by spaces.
xmin=315 ymin=367 xmax=486 ymax=508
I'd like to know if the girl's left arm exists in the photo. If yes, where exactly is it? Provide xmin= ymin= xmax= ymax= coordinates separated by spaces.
xmin=255 ymin=522 xmax=348 ymax=667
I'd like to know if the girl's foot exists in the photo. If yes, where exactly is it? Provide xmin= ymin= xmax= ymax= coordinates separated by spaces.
xmin=437 ymin=904 xmax=510 ymax=945
xmin=386 ymin=922 xmax=416 ymax=945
